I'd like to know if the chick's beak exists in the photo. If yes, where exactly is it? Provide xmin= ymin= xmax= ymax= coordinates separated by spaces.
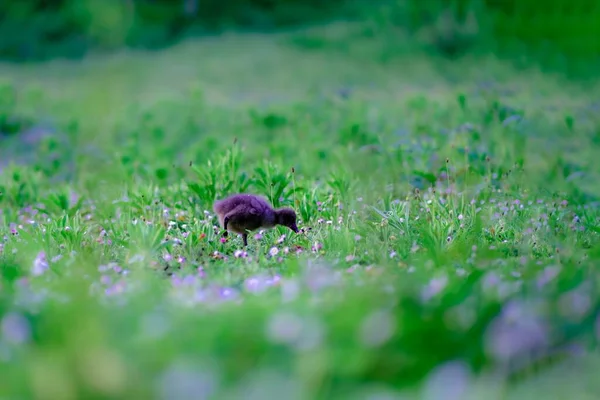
xmin=291 ymin=224 xmax=299 ymax=233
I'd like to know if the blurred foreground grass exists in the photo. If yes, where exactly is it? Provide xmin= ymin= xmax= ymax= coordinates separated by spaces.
xmin=1 ymin=23 xmax=600 ymax=399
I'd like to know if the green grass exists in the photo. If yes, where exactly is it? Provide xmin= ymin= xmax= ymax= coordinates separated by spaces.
xmin=1 ymin=23 xmax=600 ymax=399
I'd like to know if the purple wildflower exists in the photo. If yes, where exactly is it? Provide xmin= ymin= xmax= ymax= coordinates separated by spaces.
xmin=267 ymin=275 xmax=281 ymax=286
xmin=105 ymin=280 xmax=126 ymax=296
xmin=485 ymin=301 xmax=550 ymax=363
xmin=182 ymin=275 xmax=196 ymax=286
xmin=311 ymin=242 xmax=323 ymax=253
xmin=32 ymin=252 xmax=48 ymax=276
xmin=219 ymin=287 xmax=238 ymax=301
xmin=421 ymin=275 xmax=448 ymax=302
xmin=423 ymin=361 xmax=471 ymax=400
xmin=245 ymin=277 xmax=265 ymax=293
xmin=158 ymin=360 xmax=218 ymax=400
xmin=171 ymin=275 xmax=183 ymax=287
xmin=1 ymin=312 xmax=31 ymax=344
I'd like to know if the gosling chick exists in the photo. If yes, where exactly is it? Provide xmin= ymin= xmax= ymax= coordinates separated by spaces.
xmin=213 ymin=193 xmax=299 ymax=246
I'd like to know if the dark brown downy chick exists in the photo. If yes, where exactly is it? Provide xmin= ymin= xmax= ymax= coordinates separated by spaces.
xmin=213 ymin=193 xmax=299 ymax=246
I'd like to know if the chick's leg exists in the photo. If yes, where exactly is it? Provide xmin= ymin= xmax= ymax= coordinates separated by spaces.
xmin=222 ymin=216 xmax=229 ymax=237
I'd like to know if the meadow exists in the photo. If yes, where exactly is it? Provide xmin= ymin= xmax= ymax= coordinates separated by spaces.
xmin=1 ymin=22 xmax=600 ymax=399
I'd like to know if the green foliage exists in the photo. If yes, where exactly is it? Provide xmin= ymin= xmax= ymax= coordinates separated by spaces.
xmin=1 ymin=32 xmax=600 ymax=398
xmin=481 ymin=0 xmax=600 ymax=75
xmin=0 ymin=82 xmax=35 ymax=136
xmin=0 ymin=0 xmax=349 ymax=60
xmin=1 ymin=0 xmax=598 ymax=80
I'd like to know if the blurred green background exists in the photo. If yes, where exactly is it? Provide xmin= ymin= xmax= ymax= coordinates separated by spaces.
xmin=1 ymin=1 xmax=600 ymax=399
xmin=1 ymin=0 xmax=599 ymax=76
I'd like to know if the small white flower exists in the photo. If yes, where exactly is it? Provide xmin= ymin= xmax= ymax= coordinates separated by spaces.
xmin=234 ymin=249 xmax=246 ymax=258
